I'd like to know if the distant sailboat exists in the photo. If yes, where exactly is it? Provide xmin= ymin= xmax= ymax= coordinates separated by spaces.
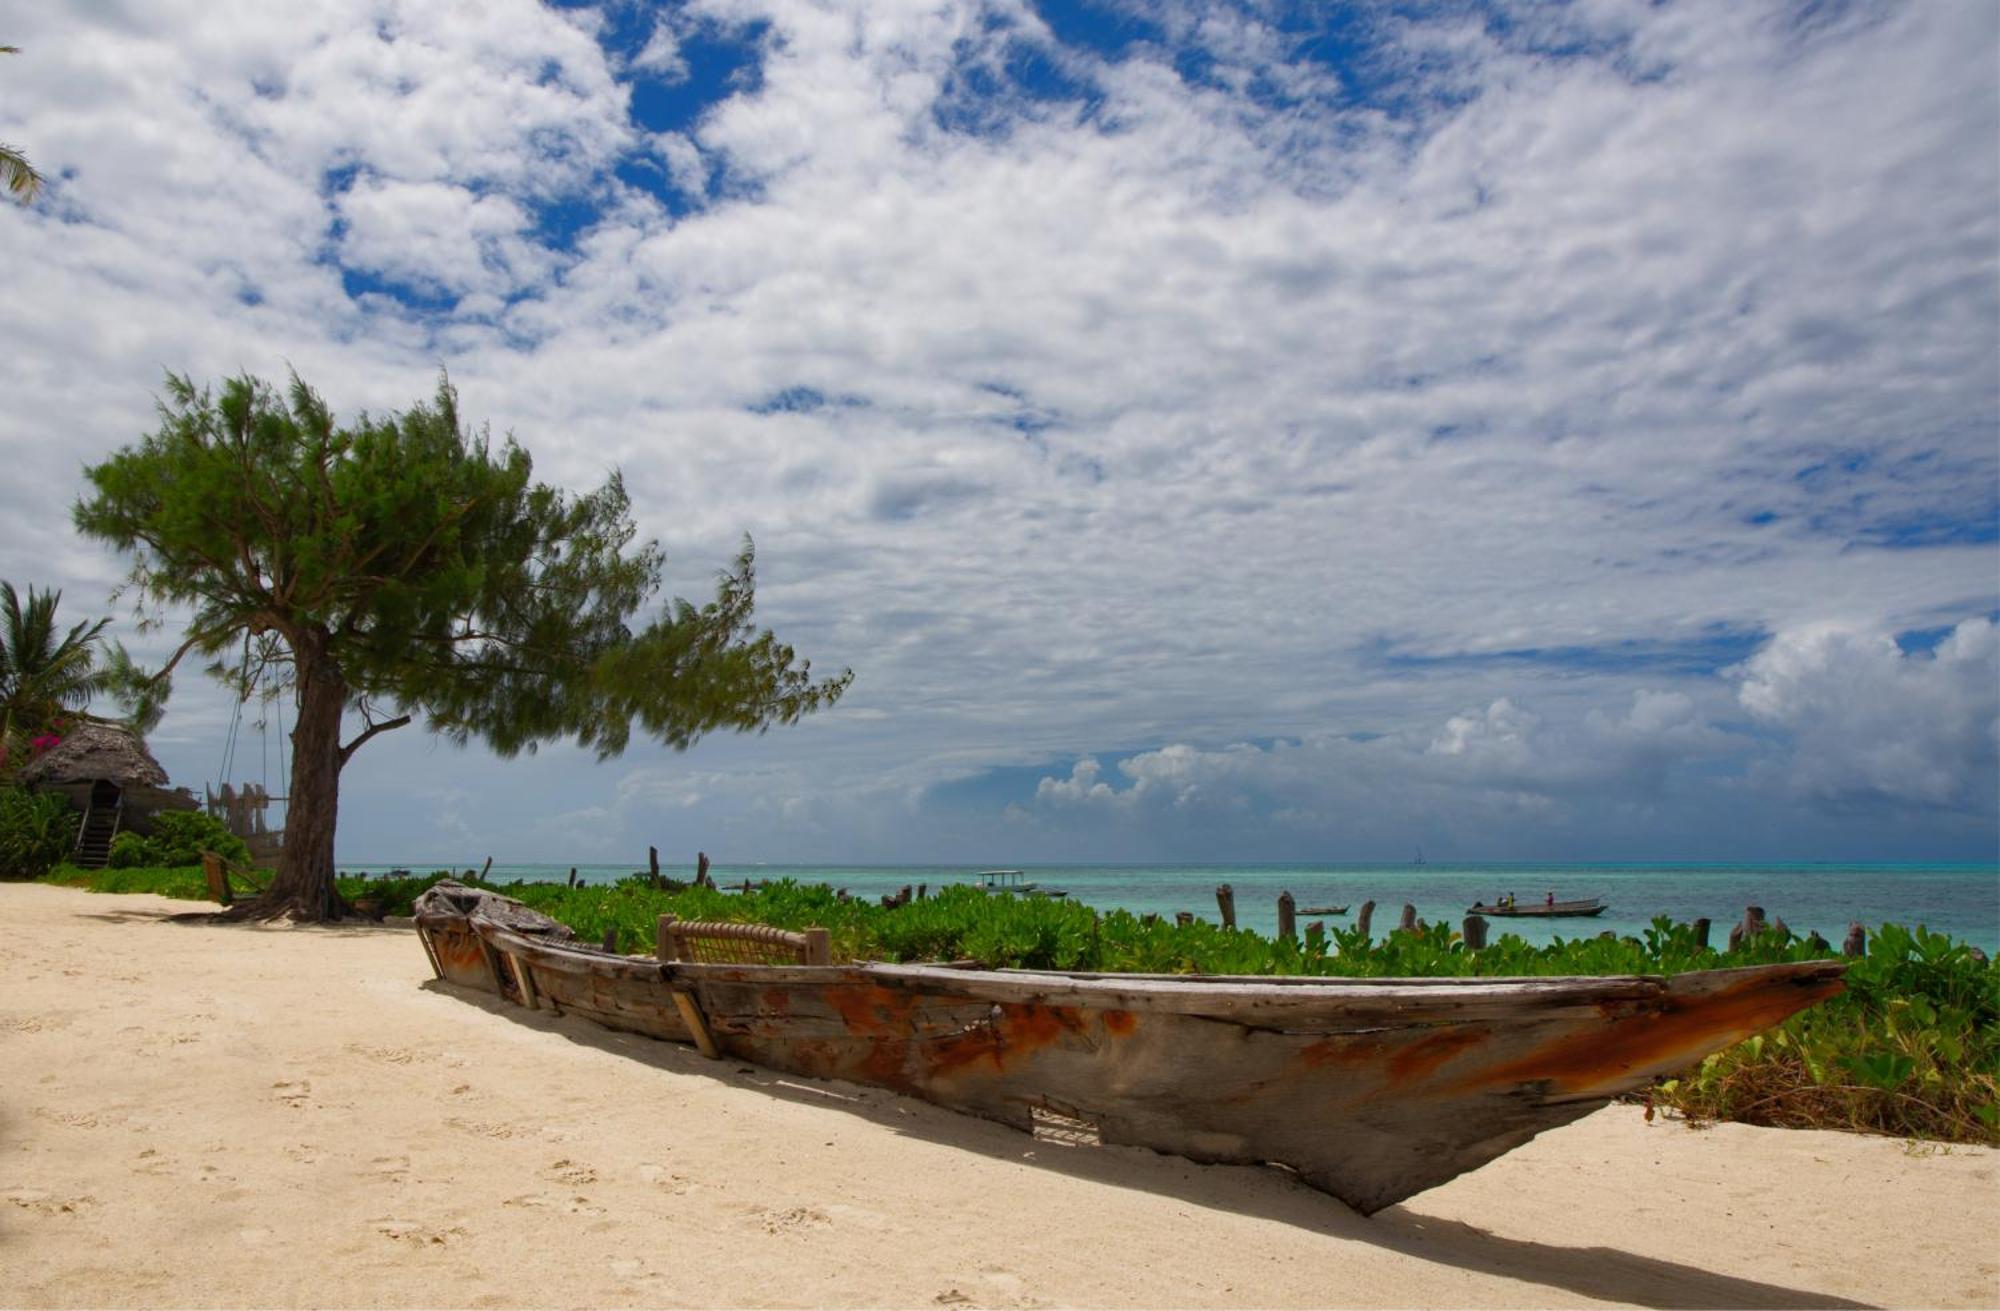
xmin=1413 ymin=847 xmax=1426 ymax=866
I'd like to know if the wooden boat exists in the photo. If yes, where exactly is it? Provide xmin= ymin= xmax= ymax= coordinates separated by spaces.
xmin=1469 ymin=897 xmax=1608 ymax=918
xmin=413 ymin=882 xmax=1841 ymax=1216
xmin=977 ymin=869 xmax=1067 ymax=898
xmin=1299 ymin=904 xmax=1349 ymax=916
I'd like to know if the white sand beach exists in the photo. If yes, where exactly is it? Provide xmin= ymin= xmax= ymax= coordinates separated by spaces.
xmin=2 ymin=882 xmax=1994 ymax=1309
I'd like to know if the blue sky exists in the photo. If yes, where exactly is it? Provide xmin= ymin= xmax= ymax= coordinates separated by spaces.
xmin=1 ymin=0 xmax=1995 ymax=865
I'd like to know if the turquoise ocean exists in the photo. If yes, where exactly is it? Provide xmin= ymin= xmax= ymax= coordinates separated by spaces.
xmin=343 ymin=858 xmax=2000 ymax=953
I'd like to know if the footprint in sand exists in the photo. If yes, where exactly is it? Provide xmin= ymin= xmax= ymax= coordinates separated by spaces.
xmin=134 ymin=1148 xmax=174 ymax=1176
xmin=346 ymin=1042 xmax=430 ymax=1066
xmin=33 ymin=1108 xmax=107 ymax=1130
xmin=538 ymin=1158 xmax=597 ymax=1186
xmin=507 ymin=1192 xmax=607 ymax=1216
xmin=750 ymin=1203 xmax=831 ymax=1235
xmin=371 ymin=1217 xmax=468 ymax=1247
xmin=271 ymin=1080 xmax=311 ymax=1109
xmin=365 ymin=1155 xmax=411 ymax=1183
xmin=5 ymin=1189 xmax=98 ymax=1217
xmin=637 ymin=1163 xmax=695 ymax=1195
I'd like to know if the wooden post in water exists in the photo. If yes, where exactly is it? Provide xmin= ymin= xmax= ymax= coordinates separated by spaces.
xmin=1741 ymin=906 xmax=1767 ymax=943
xmin=1398 ymin=903 xmax=1418 ymax=935
xmin=696 ymin=851 xmax=711 ymax=888
xmin=1806 ymin=929 xmax=1829 ymax=952
xmin=917 ymin=883 xmax=927 ymax=900
xmin=1772 ymin=917 xmax=1790 ymax=940
xmin=568 ymin=867 xmax=578 ymax=888
xmin=1173 ymin=911 xmax=1192 ymax=927
xmin=1692 ymin=917 xmax=1711 ymax=949
xmin=1843 ymin=922 xmax=1866 ymax=957
xmin=1277 ymin=891 xmax=1296 ymax=943
xmin=1306 ymin=920 xmax=1324 ymax=939
xmin=1216 ymin=884 xmax=1237 ymax=930
xmin=480 ymin=856 xmax=493 ymax=880
xmin=648 ymin=846 xmax=661 ymax=887
xmin=1355 ymin=900 xmax=1375 ymax=943
xmin=1462 ymin=915 xmax=1488 ymax=951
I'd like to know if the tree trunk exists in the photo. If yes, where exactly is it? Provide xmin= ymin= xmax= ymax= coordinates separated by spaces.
xmin=236 ymin=631 xmax=348 ymax=921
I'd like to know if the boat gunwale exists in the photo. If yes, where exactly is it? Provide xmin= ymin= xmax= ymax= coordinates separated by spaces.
xmin=465 ymin=916 xmax=1843 ymax=1011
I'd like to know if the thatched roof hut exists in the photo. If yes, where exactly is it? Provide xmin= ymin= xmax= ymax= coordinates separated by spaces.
xmin=17 ymin=721 xmax=170 ymax=788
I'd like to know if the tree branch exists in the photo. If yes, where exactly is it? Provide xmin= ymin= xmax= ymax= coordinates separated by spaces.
xmin=339 ymin=713 xmax=412 ymax=765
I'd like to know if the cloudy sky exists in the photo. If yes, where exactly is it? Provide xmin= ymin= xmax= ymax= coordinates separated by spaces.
xmin=2 ymin=0 xmax=1995 ymax=867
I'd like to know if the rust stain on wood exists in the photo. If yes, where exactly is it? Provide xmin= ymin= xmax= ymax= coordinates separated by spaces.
xmin=1462 ymin=970 xmax=1844 ymax=1098
xmin=1386 ymin=1024 xmax=1489 ymax=1084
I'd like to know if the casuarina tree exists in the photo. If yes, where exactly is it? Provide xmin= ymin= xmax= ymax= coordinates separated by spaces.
xmin=76 ymin=372 xmax=851 ymax=920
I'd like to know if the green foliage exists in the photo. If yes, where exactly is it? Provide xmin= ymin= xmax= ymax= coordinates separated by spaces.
xmin=1 ymin=582 xmax=111 ymax=771
xmin=0 ymin=786 xmax=75 ymax=877
xmin=105 ymin=831 xmax=148 ymax=868
xmin=73 ymin=372 xmax=851 ymax=760
xmin=105 ymin=810 xmax=249 ymax=868
xmin=42 ymin=862 xmax=213 ymax=900
xmin=1656 ymin=922 xmax=2000 ymax=1144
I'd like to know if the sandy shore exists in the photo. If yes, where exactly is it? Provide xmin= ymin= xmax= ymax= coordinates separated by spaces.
xmin=2 ymin=883 xmax=1994 ymax=1309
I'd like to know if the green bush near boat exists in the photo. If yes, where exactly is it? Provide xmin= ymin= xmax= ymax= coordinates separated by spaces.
xmin=35 ymin=864 xmax=2000 ymax=1146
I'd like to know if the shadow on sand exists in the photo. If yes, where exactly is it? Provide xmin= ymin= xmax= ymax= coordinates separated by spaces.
xmin=419 ymin=977 xmax=1873 ymax=1311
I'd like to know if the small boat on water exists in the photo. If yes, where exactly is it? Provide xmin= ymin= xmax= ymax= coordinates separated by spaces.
xmin=1468 ymin=896 xmax=1609 ymax=919
xmin=977 ymin=869 xmax=1067 ymax=898
xmin=414 ymin=882 xmax=1840 ymax=1215
xmin=1298 ymin=904 xmax=1349 ymax=916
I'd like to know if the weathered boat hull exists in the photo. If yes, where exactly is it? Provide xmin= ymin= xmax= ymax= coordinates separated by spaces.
xmin=415 ymin=887 xmax=1841 ymax=1215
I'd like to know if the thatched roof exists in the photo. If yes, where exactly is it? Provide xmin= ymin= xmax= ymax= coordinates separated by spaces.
xmin=18 ymin=721 xmax=170 ymax=788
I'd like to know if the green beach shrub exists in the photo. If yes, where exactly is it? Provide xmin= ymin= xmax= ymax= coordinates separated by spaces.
xmin=105 ymin=810 xmax=249 ymax=868
xmin=0 ymin=785 xmax=75 ymax=878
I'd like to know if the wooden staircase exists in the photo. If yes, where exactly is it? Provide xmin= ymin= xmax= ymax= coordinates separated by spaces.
xmin=72 ymin=798 xmax=122 ymax=868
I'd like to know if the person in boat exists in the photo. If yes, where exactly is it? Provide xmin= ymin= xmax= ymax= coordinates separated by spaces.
xmin=1546 ymin=891 xmax=1555 ymax=907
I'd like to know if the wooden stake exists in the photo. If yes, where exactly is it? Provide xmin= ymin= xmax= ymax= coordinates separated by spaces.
xmin=202 ymin=851 xmax=230 ymax=907
xmin=1277 ymin=891 xmax=1296 ymax=943
xmin=480 ymin=856 xmax=493 ymax=880
xmin=649 ymin=846 xmax=661 ymax=887
xmin=1355 ymin=900 xmax=1375 ymax=942
xmin=802 ymin=928 xmax=831 ymax=967
xmin=1692 ymin=917 xmax=1711 ymax=949
xmin=1462 ymin=915 xmax=1488 ymax=951
xmin=1398 ymin=903 xmax=1418 ymax=935
xmin=1843 ymin=922 xmax=1866 ymax=957
xmin=696 ymin=851 xmax=710 ymax=887
xmin=1215 ymin=884 xmax=1236 ymax=930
